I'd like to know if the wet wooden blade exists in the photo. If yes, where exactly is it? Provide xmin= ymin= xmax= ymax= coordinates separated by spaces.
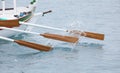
xmin=68 ymin=30 xmax=104 ymax=40
xmin=14 ymin=40 xmax=52 ymax=51
xmin=40 ymin=33 xmax=79 ymax=43
xmin=84 ymin=32 xmax=104 ymax=40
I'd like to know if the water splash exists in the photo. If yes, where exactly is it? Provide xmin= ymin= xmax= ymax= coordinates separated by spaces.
xmin=67 ymin=20 xmax=85 ymax=31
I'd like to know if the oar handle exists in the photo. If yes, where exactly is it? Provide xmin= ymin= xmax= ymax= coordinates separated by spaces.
xmin=42 ymin=10 xmax=52 ymax=16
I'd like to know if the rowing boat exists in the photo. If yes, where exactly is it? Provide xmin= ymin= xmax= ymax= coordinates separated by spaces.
xmin=0 ymin=0 xmax=37 ymax=37
xmin=0 ymin=0 xmax=104 ymax=51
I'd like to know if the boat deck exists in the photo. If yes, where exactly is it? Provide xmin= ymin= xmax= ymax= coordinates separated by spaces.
xmin=0 ymin=7 xmax=31 ymax=20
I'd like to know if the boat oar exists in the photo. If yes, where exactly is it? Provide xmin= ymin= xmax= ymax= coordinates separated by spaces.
xmin=0 ymin=19 xmax=104 ymax=40
xmin=0 ymin=36 xmax=52 ymax=51
xmin=0 ymin=27 xmax=79 ymax=43
xmin=68 ymin=30 xmax=104 ymax=40
xmin=40 ymin=33 xmax=79 ymax=43
xmin=19 ymin=22 xmax=104 ymax=40
xmin=34 ymin=10 xmax=52 ymax=16
xmin=85 ymin=31 xmax=104 ymax=40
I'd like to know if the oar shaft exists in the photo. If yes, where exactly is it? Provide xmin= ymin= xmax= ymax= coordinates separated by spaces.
xmin=0 ymin=36 xmax=14 ymax=42
xmin=19 ymin=22 xmax=66 ymax=32
xmin=0 ymin=27 xmax=79 ymax=43
xmin=34 ymin=12 xmax=42 ymax=16
xmin=0 ymin=27 xmax=39 ymax=35
xmin=0 ymin=36 xmax=52 ymax=51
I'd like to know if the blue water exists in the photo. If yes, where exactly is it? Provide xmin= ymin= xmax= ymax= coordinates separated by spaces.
xmin=0 ymin=0 xmax=120 ymax=73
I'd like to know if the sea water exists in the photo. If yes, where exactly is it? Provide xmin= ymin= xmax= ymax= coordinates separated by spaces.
xmin=0 ymin=0 xmax=120 ymax=73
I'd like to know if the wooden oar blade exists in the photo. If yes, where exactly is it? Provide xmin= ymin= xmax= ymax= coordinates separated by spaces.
xmin=68 ymin=30 xmax=104 ymax=40
xmin=40 ymin=33 xmax=79 ymax=43
xmin=14 ymin=40 xmax=52 ymax=51
xmin=84 ymin=32 xmax=104 ymax=40
xmin=0 ymin=19 xmax=19 ymax=27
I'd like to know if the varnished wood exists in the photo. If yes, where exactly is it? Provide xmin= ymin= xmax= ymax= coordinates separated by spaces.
xmin=84 ymin=32 xmax=104 ymax=40
xmin=69 ymin=30 xmax=104 ymax=40
xmin=14 ymin=40 xmax=52 ymax=51
xmin=0 ymin=19 xmax=19 ymax=28
xmin=40 ymin=33 xmax=79 ymax=43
